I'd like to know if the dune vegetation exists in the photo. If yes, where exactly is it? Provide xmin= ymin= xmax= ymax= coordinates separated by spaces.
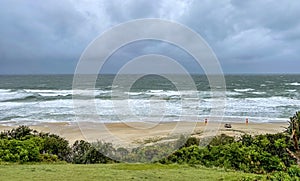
xmin=1 ymin=112 xmax=300 ymax=180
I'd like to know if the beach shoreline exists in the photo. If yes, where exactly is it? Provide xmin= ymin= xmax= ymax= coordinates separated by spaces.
xmin=0 ymin=121 xmax=289 ymax=146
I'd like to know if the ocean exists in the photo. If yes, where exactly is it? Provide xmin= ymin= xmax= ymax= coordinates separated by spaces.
xmin=0 ymin=74 xmax=299 ymax=125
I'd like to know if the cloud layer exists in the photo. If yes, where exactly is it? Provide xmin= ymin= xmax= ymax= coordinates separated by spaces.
xmin=0 ymin=0 xmax=299 ymax=74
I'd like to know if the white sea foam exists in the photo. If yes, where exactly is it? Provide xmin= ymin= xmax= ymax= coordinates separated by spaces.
xmin=285 ymin=82 xmax=300 ymax=86
xmin=23 ymin=89 xmax=112 ymax=97
xmin=24 ymin=89 xmax=73 ymax=97
xmin=0 ymin=89 xmax=12 ymax=93
xmin=286 ymin=89 xmax=297 ymax=92
xmin=234 ymin=88 xmax=255 ymax=92
xmin=126 ymin=92 xmax=144 ymax=96
xmin=1 ymin=88 xmax=300 ymax=124
xmin=246 ymin=97 xmax=300 ymax=107
xmin=251 ymin=91 xmax=266 ymax=95
xmin=226 ymin=91 xmax=242 ymax=96
xmin=149 ymin=90 xmax=164 ymax=93
xmin=215 ymin=116 xmax=288 ymax=123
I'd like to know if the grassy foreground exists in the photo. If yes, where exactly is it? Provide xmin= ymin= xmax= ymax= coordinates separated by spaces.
xmin=0 ymin=163 xmax=264 ymax=181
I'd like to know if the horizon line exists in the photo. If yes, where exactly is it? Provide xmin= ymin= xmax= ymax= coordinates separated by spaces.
xmin=0 ymin=72 xmax=300 ymax=76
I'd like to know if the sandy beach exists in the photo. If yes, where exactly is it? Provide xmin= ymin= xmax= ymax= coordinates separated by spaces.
xmin=0 ymin=121 xmax=289 ymax=146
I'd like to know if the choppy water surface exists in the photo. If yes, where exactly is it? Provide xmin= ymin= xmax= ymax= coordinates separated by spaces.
xmin=0 ymin=74 xmax=299 ymax=124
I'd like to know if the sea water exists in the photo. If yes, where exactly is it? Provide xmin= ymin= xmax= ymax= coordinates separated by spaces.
xmin=0 ymin=74 xmax=299 ymax=125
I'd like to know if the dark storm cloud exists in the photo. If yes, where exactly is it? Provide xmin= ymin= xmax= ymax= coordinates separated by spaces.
xmin=181 ymin=0 xmax=300 ymax=73
xmin=0 ymin=0 xmax=91 ymax=74
xmin=0 ymin=0 xmax=299 ymax=74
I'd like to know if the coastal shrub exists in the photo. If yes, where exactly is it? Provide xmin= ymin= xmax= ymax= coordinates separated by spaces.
xmin=286 ymin=111 xmax=300 ymax=139
xmin=241 ymin=133 xmax=295 ymax=167
xmin=0 ymin=126 xmax=71 ymax=163
xmin=209 ymin=133 xmax=235 ymax=146
xmin=240 ymin=175 xmax=264 ymax=181
xmin=255 ymin=134 xmax=293 ymax=165
xmin=92 ymin=141 xmax=116 ymax=162
xmin=71 ymin=140 xmax=115 ymax=164
xmin=0 ymin=138 xmax=40 ymax=163
xmin=39 ymin=153 xmax=59 ymax=162
xmin=72 ymin=140 xmax=92 ymax=163
xmin=183 ymin=137 xmax=200 ymax=148
xmin=84 ymin=146 xmax=110 ymax=164
xmin=0 ymin=125 xmax=33 ymax=140
xmin=174 ymin=144 xmax=284 ymax=173
xmin=285 ymin=111 xmax=300 ymax=165
xmin=174 ymin=135 xmax=201 ymax=149
xmin=287 ymin=165 xmax=300 ymax=178
xmin=160 ymin=134 xmax=294 ymax=173
xmin=125 ymin=142 xmax=176 ymax=163
xmin=116 ymin=147 xmax=129 ymax=159
xmin=41 ymin=134 xmax=71 ymax=162
xmin=268 ymin=171 xmax=292 ymax=181
xmin=264 ymin=165 xmax=300 ymax=181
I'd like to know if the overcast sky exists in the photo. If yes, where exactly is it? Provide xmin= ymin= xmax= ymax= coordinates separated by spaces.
xmin=0 ymin=0 xmax=300 ymax=74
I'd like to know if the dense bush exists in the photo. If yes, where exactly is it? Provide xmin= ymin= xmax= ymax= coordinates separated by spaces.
xmin=209 ymin=133 xmax=235 ymax=146
xmin=0 ymin=138 xmax=40 ymax=163
xmin=0 ymin=125 xmax=295 ymax=169
xmin=160 ymin=133 xmax=296 ymax=174
xmin=0 ymin=125 xmax=33 ymax=140
xmin=240 ymin=133 xmax=295 ymax=167
xmin=127 ymin=143 xmax=174 ymax=163
xmin=41 ymin=134 xmax=71 ymax=162
xmin=263 ymin=165 xmax=300 ymax=181
xmin=183 ymin=136 xmax=200 ymax=148
xmin=71 ymin=140 xmax=114 ymax=164
xmin=286 ymin=111 xmax=300 ymax=138
xmin=0 ymin=126 xmax=71 ymax=163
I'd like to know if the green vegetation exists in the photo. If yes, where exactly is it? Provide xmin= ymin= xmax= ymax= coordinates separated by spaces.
xmin=286 ymin=111 xmax=300 ymax=164
xmin=160 ymin=133 xmax=295 ymax=173
xmin=0 ymin=126 xmax=68 ymax=163
xmin=1 ymin=112 xmax=300 ymax=180
xmin=72 ymin=140 xmax=115 ymax=164
xmin=0 ymin=126 xmax=113 ymax=164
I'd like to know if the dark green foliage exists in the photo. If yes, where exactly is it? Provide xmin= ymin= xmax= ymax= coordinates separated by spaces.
xmin=161 ymin=133 xmax=296 ymax=174
xmin=287 ymin=165 xmax=300 ymax=178
xmin=0 ymin=126 xmax=71 ymax=163
xmin=183 ymin=137 xmax=200 ymax=148
xmin=0 ymin=125 xmax=33 ymax=140
xmin=41 ymin=134 xmax=71 ymax=162
xmin=71 ymin=140 xmax=115 ymax=164
xmin=240 ymin=134 xmax=253 ymax=147
xmin=72 ymin=140 xmax=92 ymax=164
xmin=124 ymin=142 xmax=177 ymax=163
xmin=209 ymin=133 xmax=235 ymax=146
xmin=286 ymin=111 xmax=300 ymax=138
xmin=241 ymin=133 xmax=295 ymax=167
xmin=266 ymin=166 xmax=300 ymax=181
xmin=92 ymin=141 xmax=116 ymax=162
xmin=286 ymin=112 xmax=300 ymax=151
